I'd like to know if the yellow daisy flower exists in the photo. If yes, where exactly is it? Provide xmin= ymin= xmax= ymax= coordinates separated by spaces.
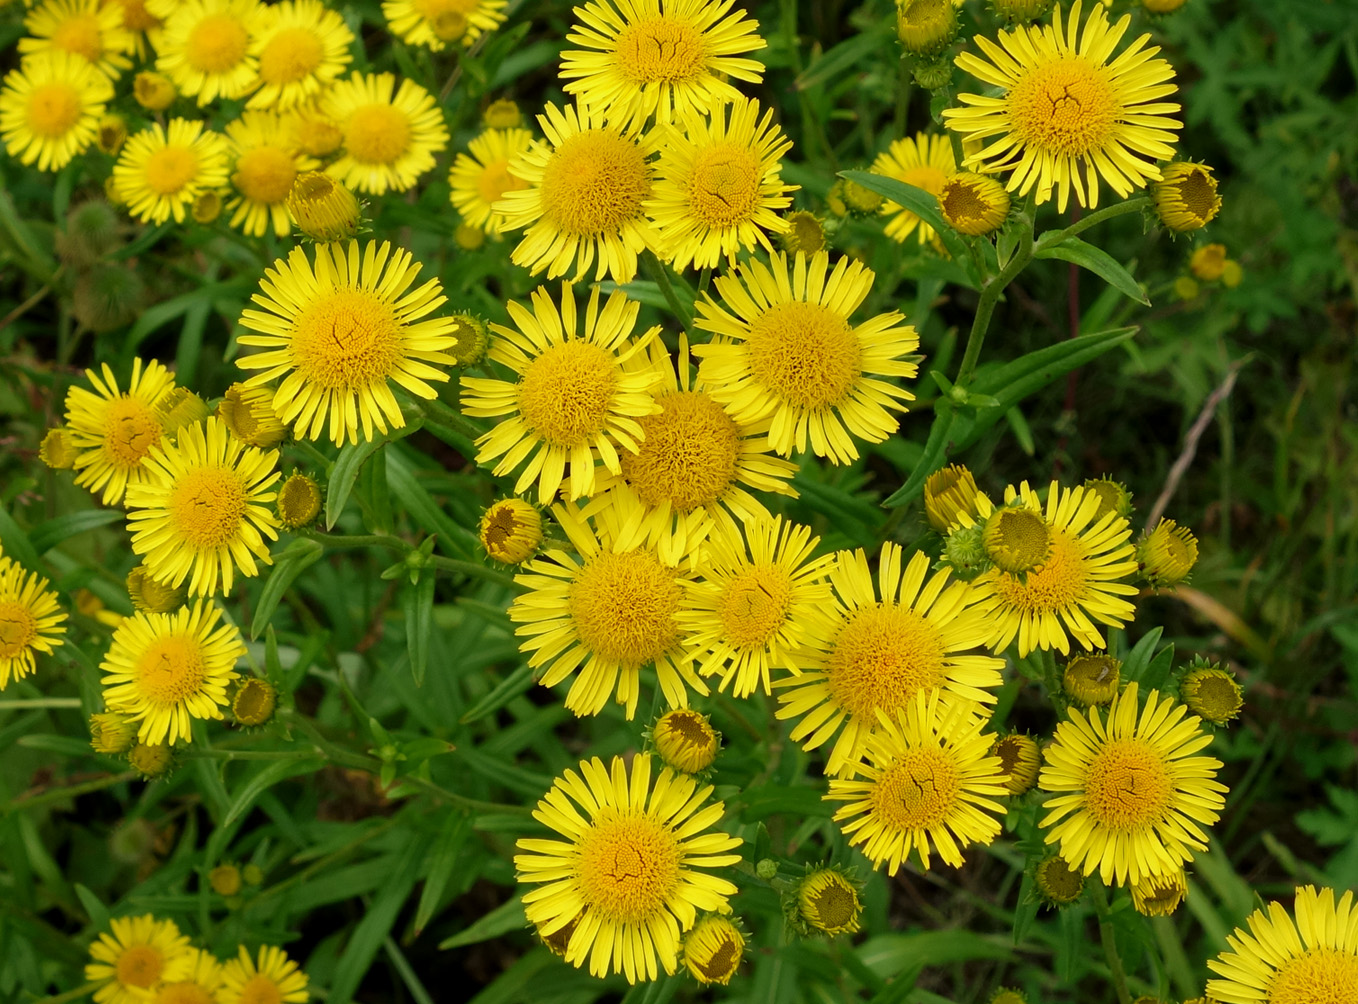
xmin=963 ymin=481 xmax=1139 ymax=657
xmin=247 ymin=0 xmax=353 ymax=111
xmin=217 ymin=381 xmax=288 ymax=448
xmin=1039 ymin=682 xmax=1228 ymax=886
xmin=794 ymin=866 xmax=862 ymax=935
xmin=124 ymin=417 xmax=281 ymax=598
xmin=478 ymin=498 xmax=543 ymax=564
xmin=112 ymin=118 xmax=230 ymax=226
xmin=63 ymin=358 xmax=179 ymax=506
xmin=218 ymin=945 xmax=309 ymax=1004
xmin=323 ymin=72 xmax=449 ymax=196
xmin=825 ymin=690 xmax=1009 ymax=872
xmin=448 ymin=127 xmax=535 ymax=234
xmin=495 ymin=101 xmax=658 ymax=285
xmin=151 ymin=0 xmax=263 ymax=106
xmin=100 ymin=600 xmax=245 ymax=745
xmin=0 ymin=52 xmax=113 ymax=172
xmin=224 ymin=110 xmax=320 ymax=237
xmin=1207 ymin=885 xmax=1358 ymax=1004
xmin=458 ymin=281 xmax=664 ymax=503
xmin=651 ymin=708 xmax=720 ymax=773
xmin=235 ymin=240 xmax=460 ymax=446
xmin=101 ymin=0 xmax=164 ymax=60
xmin=509 ymin=497 xmax=709 ymax=719
xmin=152 ymin=947 xmax=224 ymax=1004
xmin=1131 ymin=865 xmax=1187 ymax=917
xmin=682 ymin=915 xmax=745 ymax=985
xmin=677 ymin=514 xmax=836 ymax=698
xmin=943 ymin=0 xmax=1182 ymax=211
xmin=938 ymin=171 xmax=1012 ymax=236
xmin=515 ymin=754 xmax=741 ymax=983
xmin=18 ymin=0 xmax=134 ymax=79
xmin=560 ymin=0 xmax=766 ymax=131
xmin=0 ymin=557 xmax=67 ymax=690
xmin=869 ymin=132 xmax=956 ymax=244
xmin=85 ymin=915 xmax=194 ymax=1004
xmin=692 ymin=251 xmax=920 ymax=465
xmin=775 ymin=543 xmax=1005 ymax=776
xmin=645 ymin=95 xmax=795 ymax=271
xmin=381 ymin=0 xmax=507 ymax=52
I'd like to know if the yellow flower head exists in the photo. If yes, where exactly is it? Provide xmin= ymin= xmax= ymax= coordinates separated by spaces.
xmin=19 ymin=0 xmax=135 ymax=79
xmin=870 ymin=132 xmax=956 ymax=245
xmin=286 ymin=103 xmax=343 ymax=157
xmin=153 ymin=947 xmax=225 ymax=1004
xmin=275 ymin=472 xmax=322 ymax=529
xmin=1062 ymin=652 xmax=1120 ymax=706
xmin=483 ymin=98 xmax=521 ymax=129
xmin=151 ymin=0 xmax=263 ymax=106
xmin=559 ymin=0 xmax=766 ymax=132
xmin=0 ymin=558 xmax=68 ymax=690
xmin=448 ymin=127 xmax=535 ymax=234
xmin=285 ymin=171 xmax=362 ymax=242
xmin=651 ymin=708 xmax=719 ymax=773
xmin=132 ymin=71 xmax=175 ymax=110
xmin=924 ymin=464 xmax=982 ymax=531
xmin=217 ymin=381 xmax=288 ymax=449
xmin=478 ymin=498 xmax=543 ymax=565
xmin=990 ymin=732 xmax=1040 ymax=795
xmin=219 ymin=945 xmax=309 ymax=1004
xmin=793 ymin=866 xmax=862 ymax=936
xmin=100 ymin=601 xmax=245 ymax=745
xmin=775 ymin=543 xmax=1004 ymax=775
xmin=247 ymin=0 xmax=354 ymax=111
xmin=1039 ymin=682 xmax=1228 ymax=886
xmin=944 ymin=1 xmax=1182 ymax=211
xmin=103 ymin=0 xmax=165 ymax=60
xmin=1082 ymin=476 xmax=1134 ymax=521
xmin=682 ymin=915 xmax=745 ymax=985
xmin=236 ymin=240 xmax=460 ymax=446
xmin=85 ymin=915 xmax=194 ymax=1004
xmin=982 ymin=500 xmax=1052 ymax=574
xmin=1178 ymin=660 xmax=1243 ymax=725
xmin=209 ymin=864 xmax=242 ymax=896
xmin=112 ymin=118 xmax=230 ymax=225
xmin=693 ymin=251 xmax=920 ymax=465
xmin=98 ymin=113 xmax=127 ymax=155
xmin=232 ymin=677 xmax=278 ymax=726
xmin=826 ymin=690 xmax=1009 ymax=872
xmin=1153 ymin=162 xmax=1221 ymax=233
xmin=127 ymin=564 xmax=187 ymax=613
xmin=515 ymin=754 xmax=742 ymax=983
xmin=1034 ymin=852 xmax=1084 ymax=905
xmin=225 ymin=111 xmax=320 ymax=238
xmin=1189 ymin=242 xmax=1228 ymax=281
xmin=322 ymin=71 xmax=449 ymax=196
xmin=896 ymin=0 xmax=959 ymax=57
xmin=0 ymin=51 xmax=114 ymax=172
xmin=90 ymin=710 xmax=137 ymax=754
xmin=1138 ymin=518 xmax=1198 ymax=588
xmin=939 ymin=171 xmax=1011 ymax=236
xmin=128 ymin=741 xmax=174 ymax=777
xmin=1131 ymin=866 xmax=1187 ymax=917
xmin=381 ymin=0 xmax=507 ymax=52
xmin=779 ymin=209 xmax=828 ymax=254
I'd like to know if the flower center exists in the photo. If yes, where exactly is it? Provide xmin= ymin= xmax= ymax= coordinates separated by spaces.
xmin=134 ymin=633 xmax=206 ymax=704
xmin=1268 ymin=949 xmax=1358 ymax=1004
xmin=157 ymin=984 xmax=216 ymax=1004
xmin=290 ymin=288 xmax=404 ymax=390
xmin=717 ymin=564 xmax=793 ymax=648
xmin=1008 ymin=57 xmax=1118 ymax=157
xmin=568 ymin=549 xmax=680 ymax=667
xmin=1037 ymin=855 xmax=1084 ymax=901
xmin=477 ymin=158 xmax=526 ymax=206
xmin=481 ymin=506 xmax=521 ymax=549
xmin=516 ymin=340 xmax=619 ymax=448
xmin=258 ymin=27 xmax=324 ymax=84
xmin=575 ymin=811 xmax=681 ymax=923
xmin=658 ymin=709 xmax=714 ymax=750
xmin=827 ymin=604 xmax=947 ymax=720
xmin=694 ymin=936 xmax=740 ymax=981
xmin=899 ymin=164 xmax=948 ymax=197
xmin=102 ymin=397 xmax=164 ymax=466
xmin=0 ymin=601 xmax=37 ymax=658
xmin=540 ymin=129 xmax=651 ymax=236
xmin=344 ymin=103 xmax=412 ymax=165
xmin=745 ymin=301 xmax=862 ymax=409
xmin=686 ymin=143 xmax=762 ymax=227
xmin=613 ymin=15 xmax=706 ymax=83
xmin=808 ymin=881 xmax=857 ymax=929
xmin=1189 ymin=675 xmax=1241 ymax=721
xmin=871 ymin=747 xmax=960 ymax=830
xmin=619 ymin=390 xmax=739 ymax=510
xmin=991 ymin=527 xmax=1087 ymax=613
xmin=1177 ymin=169 xmax=1217 ymax=222
xmin=117 ymin=0 xmax=160 ymax=33
xmin=984 ymin=507 xmax=1051 ymax=573
xmin=233 ymin=145 xmax=298 ymax=205
xmin=411 ymin=0 xmax=478 ymax=23
xmin=186 ymin=13 xmax=250 ymax=73
xmin=27 ymin=82 xmax=83 ymax=138
xmin=53 ymin=13 xmax=103 ymax=62
xmin=1082 ymin=738 xmax=1173 ymax=830
xmin=168 ymin=467 xmax=248 ymax=548
xmin=941 ymin=181 xmax=992 ymax=224
xmin=144 ymin=146 xmax=200 ymax=196
xmin=114 ymin=945 xmax=165 ymax=988
xmin=277 ymin=475 xmax=321 ymax=526
xmin=237 ymin=975 xmax=284 ymax=1004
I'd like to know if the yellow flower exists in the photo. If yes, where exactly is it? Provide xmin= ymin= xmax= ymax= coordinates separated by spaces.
xmin=944 ymin=1 xmax=1182 ymax=211
xmin=458 ymin=281 xmax=663 ymax=503
xmin=275 ymin=473 xmax=322 ymax=529
xmin=515 ymin=754 xmax=742 ymax=983
xmin=496 ymin=101 xmax=658 ymax=285
xmin=152 ymin=947 xmax=224 ymax=1004
xmin=1207 ymin=886 xmax=1358 ymax=1004
xmin=100 ymin=601 xmax=245 ymax=745
xmin=1082 ymin=476 xmax=1134 ymax=520
xmin=896 ymin=0 xmax=959 ymax=56
xmin=218 ymin=945 xmax=309 ymax=1004
xmin=990 ymin=732 xmax=1040 ymax=795
xmin=982 ymin=501 xmax=1051 ymax=574
xmin=1062 ymin=652 xmax=1120 ymax=706
xmin=247 ymin=0 xmax=353 ymax=111
xmin=1138 ymin=518 xmax=1198 ymax=587
xmin=779 ymin=209 xmax=827 ymax=254
xmin=1039 ymin=682 xmax=1228 ymax=886
xmin=39 ymin=427 xmax=78 ymax=468
xmin=232 ymin=677 xmax=277 ymax=725
xmin=1221 ymin=260 xmax=1242 ymax=287
xmin=1189 ymin=242 xmax=1228 ymax=280
xmin=483 ymin=98 xmax=521 ymax=129
xmin=85 ymin=915 xmax=194 ymax=1004
xmin=209 ymin=864 xmax=243 ymax=895
xmin=794 ymin=866 xmax=862 ymax=935
xmin=236 ymin=240 xmax=460 ymax=446
xmin=775 ymin=543 xmax=1004 ymax=775
xmin=286 ymin=102 xmax=343 ymax=157
xmin=381 ymin=0 xmax=506 ymax=52
xmin=559 ymin=0 xmax=766 ymax=132
xmin=924 ymin=463 xmax=982 ymax=531
xmin=133 ymin=71 xmax=175 ymax=110
xmin=63 ymin=358 xmax=179 ymax=506
xmin=938 ymin=171 xmax=1011 ymax=236
xmin=825 ymin=690 xmax=1008 ymax=872
xmin=682 ymin=915 xmax=744 ymax=985
xmin=1179 ymin=662 xmax=1243 ymax=725
xmin=127 ymin=564 xmax=186 ymax=613
xmin=448 ymin=127 xmax=535 ymax=233
xmin=97 ymin=113 xmax=126 ymax=156
xmin=124 ymin=417 xmax=281 ymax=597
xmin=0 ymin=52 xmax=113 ymax=172
xmin=112 ymin=118 xmax=230 ymax=225
xmin=224 ymin=111 xmax=319 ymax=237
xmin=692 ymin=251 xmax=920 ymax=465
xmin=0 ymin=557 xmax=68 ymax=690
xmin=652 ymin=708 xmax=719 ymax=773
xmin=128 ymin=741 xmax=174 ymax=777
xmin=90 ymin=711 xmax=137 ymax=754
xmin=151 ymin=0 xmax=263 ymax=106
xmin=323 ymin=71 xmax=449 ymax=196
xmin=285 ymin=171 xmax=362 ymax=242
xmin=1153 ymin=162 xmax=1221 ymax=233
xmin=217 ymin=381 xmax=288 ymax=448
xmin=478 ymin=498 xmax=543 ymax=564
xmin=101 ymin=0 xmax=164 ymax=59
xmin=870 ymin=132 xmax=956 ymax=244
xmin=1131 ymin=866 xmax=1187 ymax=916
xmin=677 ymin=514 xmax=835 ymax=698
xmin=1034 ymin=853 xmax=1084 ymax=905
xmin=508 ymin=497 xmax=709 ymax=719
xmin=19 ymin=0 xmax=134 ymax=79
xmin=645 ymin=95 xmax=796 ymax=271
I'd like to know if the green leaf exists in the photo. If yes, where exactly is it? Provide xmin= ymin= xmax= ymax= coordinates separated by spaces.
xmin=403 ymin=573 xmax=436 ymax=686
xmin=386 ymin=449 xmax=476 ymax=560
xmin=327 ymin=842 xmax=426 ymax=1004
xmin=219 ymin=756 xmax=324 ymax=832
xmin=73 ymin=883 xmax=110 ymax=929
xmin=325 ymin=424 xmax=421 ymax=530
xmin=27 ymin=510 xmax=124 ymax=554
xmin=438 ymin=893 xmax=527 ymax=950
xmin=0 ymin=505 xmax=44 ymax=571
xmin=795 ymin=31 xmax=890 ymax=91
xmin=883 ymin=402 xmax=956 ymax=508
xmin=459 ymin=663 xmax=533 ymax=724
xmin=1035 ymin=236 xmax=1150 ymax=305
xmin=840 ymin=170 xmax=948 ymax=248
xmin=1120 ymin=626 xmax=1165 ymax=682
xmin=250 ymin=538 xmax=324 ymax=639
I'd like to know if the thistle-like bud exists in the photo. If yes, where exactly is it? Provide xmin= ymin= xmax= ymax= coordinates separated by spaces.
xmin=1082 ymin=477 xmax=1134 ymax=522
xmin=1178 ymin=659 xmax=1243 ymax=725
xmin=1034 ymin=853 xmax=1084 ymax=906
xmin=943 ymin=523 xmax=991 ymax=580
xmin=826 ymin=177 xmax=884 ymax=218
xmin=58 ymin=200 xmax=122 ymax=266
xmin=72 ymin=263 xmax=143 ymax=332
xmin=287 ymin=171 xmax=362 ymax=242
xmin=276 ymin=473 xmax=323 ymax=529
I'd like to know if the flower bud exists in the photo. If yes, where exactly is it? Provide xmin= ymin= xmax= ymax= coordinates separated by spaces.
xmin=276 ymin=473 xmax=323 ymax=529
xmin=232 ymin=678 xmax=278 ymax=727
xmin=779 ymin=210 xmax=828 ymax=255
xmin=72 ymin=263 xmax=143 ymax=332
xmin=651 ymin=709 xmax=719 ymax=773
xmin=792 ymin=866 xmax=862 ymax=936
xmin=287 ymin=171 xmax=362 ymax=242
xmin=990 ymin=733 xmax=1040 ymax=795
xmin=128 ymin=742 xmax=174 ymax=778
xmin=1153 ymin=162 xmax=1221 ymax=233
xmin=983 ymin=504 xmax=1051 ymax=575
xmin=478 ymin=498 xmax=542 ymax=563
xmin=217 ymin=382 xmax=287 ymax=448
xmin=1179 ymin=660 xmax=1243 ymax=725
xmin=989 ymin=0 xmax=1053 ymax=20
xmin=896 ymin=0 xmax=959 ymax=57
xmin=1138 ymin=518 xmax=1198 ymax=588
xmin=1034 ymin=853 xmax=1084 ymax=905
xmin=923 ymin=464 xmax=980 ymax=531
xmin=191 ymin=190 xmax=222 ymax=224
xmin=209 ymin=863 xmax=243 ymax=896
xmin=133 ymin=71 xmax=176 ymax=111
xmin=1189 ymin=243 xmax=1228 ymax=281
xmin=96 ymin=114 xmax=126 ymax=155
xmin=39 ymin=427 xmax=78 ymax=469
xmin=1131 ymin=866 xmax=1187 ymax=916
xmin=127 ymin=564 xmax=186 ymax=613
xmin=454 ymin=222 xmax=485 ymax=250
xmin=483 ymin=99 xmax=521 ymax=129
xmin=1062 ymin=653 xmax=1121 ymax=706
xmin=682 ymin=916 xmax=745 ymax=985
xmin=90 ymin=712 xmax=137 ymax=754
xmin=1081 ymin=477 xmax=1134 ymax=521
xmin=939 ymin=173 xmax=1010 ymax=235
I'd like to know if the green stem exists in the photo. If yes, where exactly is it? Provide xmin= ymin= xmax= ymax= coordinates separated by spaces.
xmin=33 ymin=981 xmax=103 ymax=1004
xmin=313 ymin=532 xmax=407 ymax=551
xmin=178 ymin=749 xmax=321 ymax=761
xmin=0 ymin=698 xmax=82 ymax=709
xmin=1090 ymin=882 xmax=1133 ymax=1004
xmin=955 ymin=211 xmax=1035 ymax=388
xmin=641 ymin=250 xmax=693 ymax=329
xmin=1038 ymin=197 xmax=1149 ymax=248
xmin=427 ymin=555 xmax=517 ymax=589
xmin=2 ymin=772 xmax=137 ymax=814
